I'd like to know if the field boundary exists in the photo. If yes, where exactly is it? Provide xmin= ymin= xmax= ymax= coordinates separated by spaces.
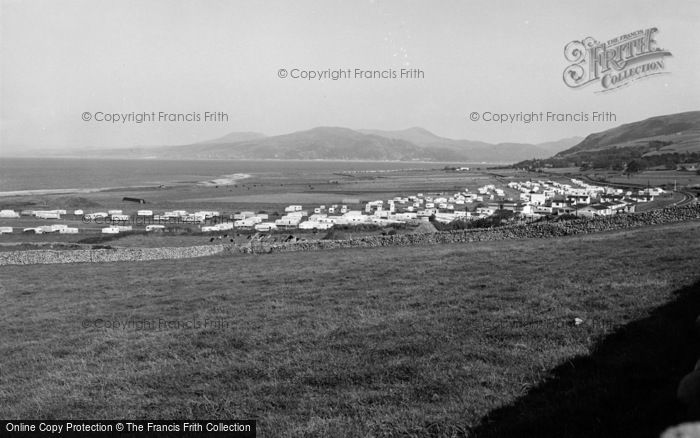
xmin=261 ymin=204 xmax=700 ymax=253
xmin=0 ymin=244 xmax=225 ymax=266
xmin=1 ymin=204 xmax=699 ymax=266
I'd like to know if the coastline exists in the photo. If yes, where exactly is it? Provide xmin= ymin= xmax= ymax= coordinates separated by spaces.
xmin=0 ymin=187 xmax=114 ymax=197
xmin=0 ymin=172 xmax=253 ymax=198
xmin=0 ymin=158 xmax=498 ymax=197
xmin=197 ymin=173 xmax=251 ymax=186
xmin=0 ymin=155 xmax=505 ymax=166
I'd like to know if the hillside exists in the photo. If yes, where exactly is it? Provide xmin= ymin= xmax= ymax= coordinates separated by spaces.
xmin=557 ymin=111 xmax=700 ymax=157
xmin=62 ymin=127 xmax=580 ymax=163
xmin=515 ymin=111 xmax=700 ymax=169
xmin=359 ymin=127 xmax=457 ymax=147
xmin=162 ymin=127 xmax=580 ymax=162
xmin=169 ymin=127 xmax=464 ymax=161
xmin=358 ymin=128 xmax=580 ymax=162
xmin=360 ymin=128 xmax=581 ymax=159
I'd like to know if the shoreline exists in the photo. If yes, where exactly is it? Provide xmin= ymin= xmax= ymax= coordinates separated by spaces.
xmin=0 ymin=174 xmax=254 ymax=197
xmin=197 ymin=173 xmax=251 ymax=186
xmin=0 ymin=187 xmax=116 ymax=197
xmin=0 ymin=155 xmax=507 ymax=166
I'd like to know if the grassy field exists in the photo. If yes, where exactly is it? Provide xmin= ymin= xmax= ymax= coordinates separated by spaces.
xmin=589 ymin=170 xmax=700 ymax=189
xmin=635 ymin=192 xmax=687 ymax=212
xmin=1 ymin=221 xmax=700 ymax=437
xmin=528 ymin=168 xmax=700 ymax=190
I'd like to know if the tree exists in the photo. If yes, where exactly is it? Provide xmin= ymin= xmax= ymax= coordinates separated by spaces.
xmin=626 ymin=160 xmax=642 ymax=174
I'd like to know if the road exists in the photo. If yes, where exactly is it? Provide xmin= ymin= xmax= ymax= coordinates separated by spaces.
xmin=527 ymin=171 xmax=697 ymax=208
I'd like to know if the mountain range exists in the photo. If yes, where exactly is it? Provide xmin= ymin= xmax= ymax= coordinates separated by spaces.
xmin=86 ymin=127 xmax=582 ymax=163
xmin=9 ymin=111 xmax=698 ymax=164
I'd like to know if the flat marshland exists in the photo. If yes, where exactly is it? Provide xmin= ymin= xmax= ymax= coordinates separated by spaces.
xmin=1 ymin=221 xmax=700 ymax=437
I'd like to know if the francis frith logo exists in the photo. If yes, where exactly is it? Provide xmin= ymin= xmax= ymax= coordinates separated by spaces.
xmin=563 ymin=27 xmax=672 ymax=92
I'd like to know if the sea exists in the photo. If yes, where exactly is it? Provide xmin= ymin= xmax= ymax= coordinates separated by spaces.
xmin=0 ymin=157 xmax=479 ymax=193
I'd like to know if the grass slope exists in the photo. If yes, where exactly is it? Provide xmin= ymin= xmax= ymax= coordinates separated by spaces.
xmin=558 ymin=111 xmax=700 ymax=156
xmin=1 ymin=222 xmax=700 ymax=437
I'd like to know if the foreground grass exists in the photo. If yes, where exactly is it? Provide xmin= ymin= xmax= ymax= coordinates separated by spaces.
xmin=1 ymin=221 xmax=700 ymax=437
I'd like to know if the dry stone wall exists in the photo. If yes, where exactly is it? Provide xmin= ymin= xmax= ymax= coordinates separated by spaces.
xmin=0 ymin=245 xmax=225 ymax=266
xmin=1 ymin=204 xmax=698 ymax=265
xmin=266 ymin=204 xmax=700 ymax=253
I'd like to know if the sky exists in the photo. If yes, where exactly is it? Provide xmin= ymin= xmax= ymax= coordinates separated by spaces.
xmin=1 ymin=0 xmax=699 ymax=153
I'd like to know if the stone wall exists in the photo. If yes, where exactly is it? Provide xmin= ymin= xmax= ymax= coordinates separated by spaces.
xmin=0 ymin=245 xmax=225 ymax=266
xmin=264 ymin=204 xmax=700 ymax=253
xmin=1 ymin=204 xmax=698 ymax=265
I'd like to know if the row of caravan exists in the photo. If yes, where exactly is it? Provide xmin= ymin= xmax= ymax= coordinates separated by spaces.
xmin=15 ymin=224 xmax=80 ymax=234
xmin=103 ymin=225 xmax=166 ymax=234
xmin=83 ymin=210 xmax=220 ymax=222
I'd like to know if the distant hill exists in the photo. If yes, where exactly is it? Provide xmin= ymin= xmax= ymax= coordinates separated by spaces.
xmin=198 ymin=131 xmax=266 ymax=144
xmin=359 ymin=127 xmax=462 ymax=147
xmin=515 ymin=111 xmax=700 ymax=170
xmin=359 ymin=128 xmax=580 ymax=162
xmin=34 ymin=127 xmax=582 ymax=163
xmin=159 ymin=127 xmax=464 ymax=161
xmin=181 ymin=127 xmax=581 ymax=162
